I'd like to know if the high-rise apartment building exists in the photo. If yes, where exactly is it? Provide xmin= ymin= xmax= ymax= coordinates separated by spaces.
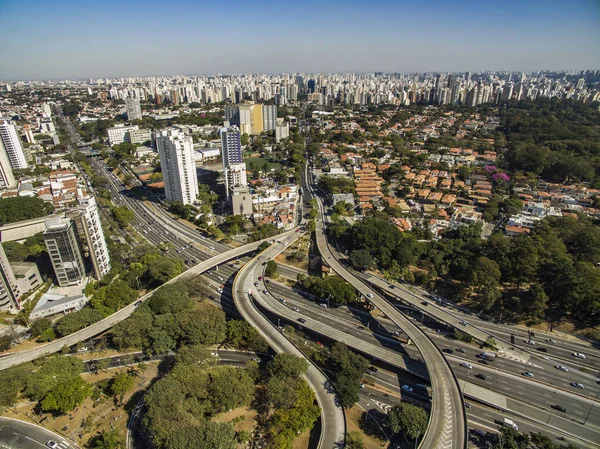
xmin=220 ymin=126 xmax=243 ymax=167
xmin=0 ymin=243 xmax=21 ymax=309
xmin=0 ymin=121 xmax=28 ymax=170
xmin=251 ymin=104 xmax=264 ymax=134
xmin=225 ymin=163 xmax=248 ymax=196
xmin=262 ymin=105 xmax=277 ymax=131
xmin=125 ymin=97 xmax=143 ymax=121
xmin=68 ymin=195 xmax=111 ymax=280
xmin=156 ymin=129 xmax=198 ymax=205
xmin=275 ymin=121 xmax=290 ymax=142
xmin=44 ymin=217 xmax=86 ymax=287
xmin=0 ymin=141 xmax=16 ymax=189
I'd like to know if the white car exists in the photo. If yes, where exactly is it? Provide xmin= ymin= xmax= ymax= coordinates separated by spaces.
xmin=77 ymin=346 xmax=89 ymax=352
xmin=522 ymin=372 xmax=534 ymax=378
xmin=524 ymin=340 xmax=536 ymax=345
xmin=367 ymin=293 xmax=374 ymax=299
xmin=210 ymin=352 xmax=219 ymax=357
xmin=319 ymin=303 xmax=328 ymax=308
xmin=46 ymin=441 xmax=59 ymax=449
xmin=460 ymin=362 xmax=473 ymax=369
xmin=572 ymin=352 xmax=586 ymax=359
xmin=402 ymin=385 xmax=413 ymax=393
xmin=570 ymin=382 xmax=584 ymax=389
xmin=555 ymin=365 xmax=569 ymax=372
xmin=359 ymin=382 xmax=365 ymax=388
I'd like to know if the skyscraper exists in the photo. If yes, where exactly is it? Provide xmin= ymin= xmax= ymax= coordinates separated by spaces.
xmin=44 ymin=217 xmax=86 ymax=287
xmin=125 ymin=97 xmax=142 ymax=121
xmin=67 ymin=195 xmax=111 ymax=280
xmin=0 ymin=121 xmax=28 ymax=170
xmin=220 ymin=126 xmax=244 ymax=199
xmin=0 ymin=243 xmax=20 ymax=309
xmin=0 ymin=140 xmax=16 ymax=189
xmin=156 ymin=129 xmax=199 ymax=205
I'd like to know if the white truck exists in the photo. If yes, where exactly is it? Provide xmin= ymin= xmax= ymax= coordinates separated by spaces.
xmin=503 ymin=418 xmax=518 ymax=430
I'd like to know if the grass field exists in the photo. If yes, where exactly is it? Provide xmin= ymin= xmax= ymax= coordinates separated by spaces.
xmin=243 ymin=156 xmax=282 ymax=172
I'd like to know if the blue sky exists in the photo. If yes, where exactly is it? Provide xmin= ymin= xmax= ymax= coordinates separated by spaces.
xmin=0 ymin=0 xmax=598 ymax=80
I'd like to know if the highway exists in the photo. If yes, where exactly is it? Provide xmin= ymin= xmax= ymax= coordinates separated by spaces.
xmin=232 ymin=231 xmax=346 ymax=449
xmin=0 ymin=417 xmax=78 ymax=449
xmin=304 ymin=171 xmax=467 ymax=449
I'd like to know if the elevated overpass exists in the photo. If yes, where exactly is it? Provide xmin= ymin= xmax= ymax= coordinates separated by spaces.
xmin=0 ymin=231 xmax=296 ymax=371
xmin=232 ymin=233 xmax=346 ymax=449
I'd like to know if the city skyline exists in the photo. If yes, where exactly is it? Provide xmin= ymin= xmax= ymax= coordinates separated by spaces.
xmin=1 ymin=0 xmax=599 ymax=81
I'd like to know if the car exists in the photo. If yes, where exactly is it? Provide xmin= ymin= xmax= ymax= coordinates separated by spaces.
xmin=392 ymin=331 xmax=401 ymax=337
xmin=265 ymin=280 xmax=270 ymax=284
xmin=319 ymin=303 xmax=328 ymax=308
xmin=555 ymin=365 xmax=569 ymax=372
xmin=297 ymin=318 xmax=306 ymax=324
xmin=551 ymin=404 xmax=567 ymax=413
xmin=460 ymin=362 xmax=473 ymax=369
xmin=254 ymin=282 xmax=259 ymax=287
xmin=251 ymin=357 xmax=260 ymax=362
xmin=258 ymin=256 xmax=262 ymax=260
xmin=367 ymin=293 xmax=374 ymax=299
xmin=570 ymin=382 xmax=584 ymax=389
xmin=572 ymin=352 xmax=586 ymax=359
xmin=135 ymin=300 xmax=143 ymax=306
xmin=279 ymin=297 xmax=286 ymax=303
xmin=456 ymin=348 xmax=466 ymax=353
xmin=465 ymin=402 xmax=472 ymax=409
xmin=210 ymin=352 xmax=219 ymax=357
xmin=475 ymin=374 xmax=488 ymax=380
xmin=258 ymin=276 xmax=263 ymax=280
xmin=537 ymin=347 xmax=548 ymax=353
xmin=261 ymin=261 xmax=267 ymax=266
xmin=388 ymin=284 xmax=395 ymax=289
xmin=524 ymin=339 xmax=536 ymax=345
xmin=293 ymin=307 xmax=300 ymax=312
xmin=459 ymin=320 xmax=468 ymax=326
xmin=442 ymin=348 xmax=454 ymax=354
xmin=359 ymin=382 xmax=365 ymax=388
xmin=46 ymin=441 xmax=59 ymax=449
xmin=478 ymin=360 xmax=490 ymax=365
xmin=209 ymin=295 xmax=215 ymax=300
xmin=262 ymin=289 xmax=268 ymax=294
xmin=78 ymin=346 xmax=89 ymax=352
xmin=402 ymin=385 xmax=413 ymax=393
xmin=545 ymin=339 xmax=557 ymax=344
xmin=421 ymin=301 xmax=428 ymax=306
xmin=522 ymin=372 xmax=534 ymax=378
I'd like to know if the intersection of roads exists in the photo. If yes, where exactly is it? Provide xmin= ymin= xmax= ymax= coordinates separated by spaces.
xmin=2 ymin=120 xmax=600 ymax=448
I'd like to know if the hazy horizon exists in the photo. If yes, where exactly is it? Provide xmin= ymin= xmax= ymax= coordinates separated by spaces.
xmin=1 ymin=0 xmax=599 ymax=81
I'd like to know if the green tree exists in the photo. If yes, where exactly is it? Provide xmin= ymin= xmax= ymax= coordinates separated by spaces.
xmin=110 ymin=371 xmax=135 ymax=402
xmin=387 ymin=402 xmax=429 ymax=441
xmin=346 ymin=431 xmax=365 ymax=449
xmin=40 ymin=376 xmax=92 ymax=413
xmin=208 ymin=367 xmax=255 ymax=413
xmin=112 ymin=206 xmax=134 ymax=228
xmin=29 ymin=318 xmax=52 ymax=338
xmin=149 ymin=283 xmax=193 ymax=315
xmin=265 ymin=260 xmax=278 ymax=277
xmin=55 ymin=308 xmax=104 ymax=337
xmin=267 ymin=354 xmax=309 ymax=379
xmin=90 ymin=280 xmax=138 ymax=316
xmin=0 ymin=196 xmax=54 ymax=225
xmin=349 ymin=249 xmax=374 ymax=271
xmin=92 ymin=429 xmax=125 ymax=449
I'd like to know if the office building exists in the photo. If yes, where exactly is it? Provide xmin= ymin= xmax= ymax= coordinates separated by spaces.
xmin=156 ymin=129 xmax=198 ymax=205
xmin=126 ymin=97 xmax=143 ymax=121
xmin=44 ymin=217 xmax=86 ymax=287
xmin=68 ymin=195 xmax=111 ymax=280
xmin=0 ymin=121 xmax=28 ymax=170
xmin=0 ymin=243 xmax=21 ymax=309
xmin=0 ymin=142 xmax=16 ymax=188
xmin=107 ymin=124 xmax=151 ymax=145
xmin=262 ymin=104 xmax=277 ymax=131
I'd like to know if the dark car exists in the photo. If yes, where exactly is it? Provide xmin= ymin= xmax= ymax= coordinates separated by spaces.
xmin=475 ymin=374 xmax=488 ymax=380
xmin=442 ymin=348 xmax=454 ymax=354
xmin=297 ymin=318 xmax=306 ymax=324
xmin=456 ymin=348 xmax=466 ymax=353
xmin=135 ymin=300 xmax=142 ymax=306
xmin=552 ymin=404 xmax=567 ymax=413
xmin=537 ymin=347 xmax=548 ymax=353
xmin=421 ymin=301 xmax=428 ymax=306
xmin=478 ymin=360 xmax=490 ymax=365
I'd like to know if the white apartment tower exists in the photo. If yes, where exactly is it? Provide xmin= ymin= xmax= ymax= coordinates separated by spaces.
xmin=44 ymin=217 xmax=86 ymax=287
xmin=156 ymin=129 xmax=198 ymax=205
xmin=126 ymin=97 xmax=143 ymax=121
xmin=68 ymin=194 xmax=111 ymax=280
xmin=0 ymin=243 xmax=21 ymax=309
xmin=0 ymin=121 xmax=28 ymax=169
xmin=0 ymin=141 xmax=16 ymax=188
